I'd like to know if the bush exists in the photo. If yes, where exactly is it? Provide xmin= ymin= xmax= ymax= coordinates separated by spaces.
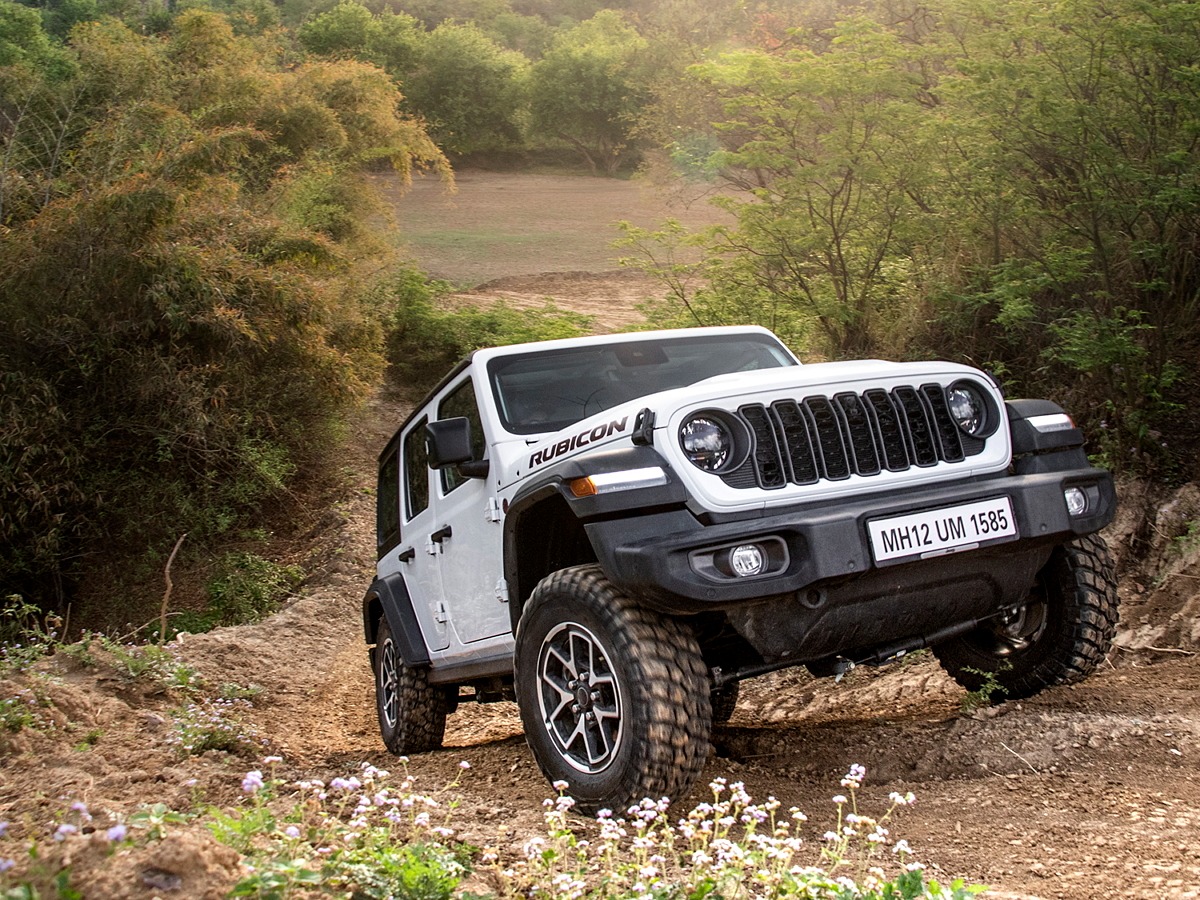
xmin=381 ymin=268 xmax=593 ymax=394
xmin=204 ymin=552 xmax=304 ymax=628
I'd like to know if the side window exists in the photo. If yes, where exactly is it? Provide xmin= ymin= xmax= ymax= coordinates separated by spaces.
xmin=376 ymin=447 xmax=401 ymax=552
xmin=437 ymin=379 xmax=486 ymax=494
xmin=404 ymin=416 xmax=430 ymax=520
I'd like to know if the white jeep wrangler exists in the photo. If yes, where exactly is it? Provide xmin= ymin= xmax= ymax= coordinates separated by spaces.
xmin=363 ymin=326 xmax=1118 ymax=812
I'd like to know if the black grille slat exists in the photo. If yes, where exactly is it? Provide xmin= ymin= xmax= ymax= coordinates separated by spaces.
xmin=740 ymin=404 xmax=787 ymax=488
xmin=835 ymin=393 xmax=881 ymax=476
xmin=894 ymin=387 xmax=938 ymax=467
xmin=864 ymin=389 xmax=910 ymax=471
xmin=803 ymin=397 xmax=851 ymax=480
xmin=920 ymin=384 xmax=965 ymax=463
xmin=772 ymin=401 xmax=819 ymax=485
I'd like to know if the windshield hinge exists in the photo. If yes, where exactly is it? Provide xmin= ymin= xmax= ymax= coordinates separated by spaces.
xmin=494 ymin=578 xmax=509 ymax=604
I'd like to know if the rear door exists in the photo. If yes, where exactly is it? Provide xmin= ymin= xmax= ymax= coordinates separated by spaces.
xmin=394 ymin=413 xmax=450 ymax=651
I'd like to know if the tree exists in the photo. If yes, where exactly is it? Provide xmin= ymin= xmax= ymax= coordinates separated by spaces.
xmin=401 ymin=21 xmax=527 ymax=155
xmin=927 ymin=0 xmax=1200 ymax=470
xmin=0 ymin=9 xmax=449 ymax=608
xmin=636 ymin=17 xmax=939 ymax=357
xmin=527 ymin=10 xmax=651 ymax=174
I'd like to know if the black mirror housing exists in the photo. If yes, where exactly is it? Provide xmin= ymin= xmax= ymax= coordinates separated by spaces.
xmin=426 ymin=418 xmax=490 ymax=479
xmin=426 ymin=417 xmax=473 ymax=469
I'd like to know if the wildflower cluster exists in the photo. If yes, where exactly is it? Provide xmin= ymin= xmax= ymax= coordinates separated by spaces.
xmin=168 ymin=696 xmax=267 ymax=756
xmin=0 ymin=688 xmax=45 ymax=734
xmin=0 ymin=596 xmax=60 ymax=674
xmin=0 ymin=800 xmax=134 ymax=894
xmin=217 ymin=757 xmax=473 ymax=899
xmin=493 ymin=766 xmax=983 ymax=899
xmin=96 ymin=638 xmax=200 ymax=692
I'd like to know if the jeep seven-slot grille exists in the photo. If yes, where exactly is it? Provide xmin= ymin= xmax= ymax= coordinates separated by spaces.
xmin=722 ymin=383 xmax=985 ymax=490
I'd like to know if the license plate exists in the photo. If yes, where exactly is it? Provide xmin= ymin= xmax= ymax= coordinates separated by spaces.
xmin=867 ymin=497 xmax=1018 ymax=566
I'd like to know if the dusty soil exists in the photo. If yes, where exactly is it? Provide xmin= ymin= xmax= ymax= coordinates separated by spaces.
xmin=4 ymin=175 xmax=1200 ymax=899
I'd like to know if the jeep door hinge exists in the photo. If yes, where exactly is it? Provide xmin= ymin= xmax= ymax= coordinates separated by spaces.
xmin=485 ymin=497 xmax=503 ymax=523
xmin=434 ymin=601 xmax=448 ymax=624
xmin=494 ymin=578 xmax=509 ymax=604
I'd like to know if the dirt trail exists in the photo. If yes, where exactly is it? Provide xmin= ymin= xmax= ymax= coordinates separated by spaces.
xmin=180 ymin=277 xmax=1200 ymax=899
xmin=4 ymin=272 xmax=1200 ymax=900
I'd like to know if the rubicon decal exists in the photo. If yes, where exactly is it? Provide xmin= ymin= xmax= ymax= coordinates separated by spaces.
xmin=529 ymin=417 xmax=628 ymax=468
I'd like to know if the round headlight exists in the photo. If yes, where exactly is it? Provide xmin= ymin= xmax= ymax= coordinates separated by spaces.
xmin=680 ymin=416 xmax=733 ymax=471
xmin=946 ymin=382 xmax=988 ymax=436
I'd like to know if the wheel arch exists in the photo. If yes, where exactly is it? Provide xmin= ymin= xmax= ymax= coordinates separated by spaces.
xmin=503 ymin=485 xmax=597 ymax=633
xmin=362 ymin=574 xmax=431 ymax=666
xmin=502 ymin=444 xmax=686 ymax=633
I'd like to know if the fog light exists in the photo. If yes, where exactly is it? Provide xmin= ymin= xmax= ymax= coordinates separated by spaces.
xmin=1064 ymin=487 xmax=1088 ymax=517
xmin=729 ymin=544 xmax=765 ymax=577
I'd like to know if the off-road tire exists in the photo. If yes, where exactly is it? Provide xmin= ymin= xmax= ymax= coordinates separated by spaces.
xmin=514 ymin=565 xmax=712 ymax=814
xmin=374 ymin=618 xmax=448 ymax=754
xmin=933 ymin=534 xmax=1118 ymax=702
xmin=711 ymin=681 xmax=740 ymax=724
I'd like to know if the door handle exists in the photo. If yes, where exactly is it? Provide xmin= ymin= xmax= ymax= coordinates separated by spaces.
xmin=430 ymin=525 xmax=453 ymax=544
xmin=398 ymin=547 xmax=415 ymax=563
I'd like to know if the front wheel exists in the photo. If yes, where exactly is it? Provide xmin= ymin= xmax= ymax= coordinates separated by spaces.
xmin=934 ymin=534 xmax=1119 ymax=702
xmin=374 ymin=618 xmax=448 ymax=754
xmin=514 ymin=565 xmax=712 ymax=814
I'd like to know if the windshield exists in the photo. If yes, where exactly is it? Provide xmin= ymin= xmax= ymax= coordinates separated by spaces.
xmin=488 ymin=333 xmax=796 ymax=435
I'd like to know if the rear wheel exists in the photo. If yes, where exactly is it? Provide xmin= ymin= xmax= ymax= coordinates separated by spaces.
xmin=374 ymin=618 xmax=448 ymax=754
xmin=514 ymin=565 xmax=711 ymax=814
xmin=934 ymin=534 xmax=1118 ymax=702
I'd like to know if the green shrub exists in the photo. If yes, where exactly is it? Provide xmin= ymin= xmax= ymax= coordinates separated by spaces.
xmin=381 ymin=267 xmax=592 ymax=394
xmin=205 ymin=552 xmax=304 ymax=627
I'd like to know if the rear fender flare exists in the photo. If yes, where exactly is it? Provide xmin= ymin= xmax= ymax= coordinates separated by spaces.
xmin=362 ymin=574 xmax=430 ymax=667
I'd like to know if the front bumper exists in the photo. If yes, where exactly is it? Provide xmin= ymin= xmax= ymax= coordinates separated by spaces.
xmin=585 ymin=466 xmax=1115 ymax=613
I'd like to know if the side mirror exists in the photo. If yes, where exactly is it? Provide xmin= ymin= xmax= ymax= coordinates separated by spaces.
xmin=426 ymin=417 xmax=490 ymax=479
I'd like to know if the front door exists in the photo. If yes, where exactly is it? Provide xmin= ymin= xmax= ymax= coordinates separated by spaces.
xmin=432 ymin=377 xmax=510 ymax=644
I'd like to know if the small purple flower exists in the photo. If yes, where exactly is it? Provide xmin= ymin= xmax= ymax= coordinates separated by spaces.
xmin=53 ymin=824 xmax=78 ymax=842
xmin=70 ymin=802 xmax=92 ymax=822
xmin=106 ymin=824 xmax=128 ymax=842
xmin=242 ymin=770 xmax=265 ymax=794
xmin=0 ymin=858 xmax=15 ymax=874
xmin=284 ymin=825 xmax=301 ymax=839
xmin=0 ymin=822 xmax=8 ymax=838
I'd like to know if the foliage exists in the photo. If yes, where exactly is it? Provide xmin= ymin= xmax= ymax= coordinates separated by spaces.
xmin=297 ymin=2 xmax=423 ymax=77
xmin=204 ymin=552 xmax=304 ymax=627
xmin=219 ymin=760 xmax=474 ymax=899
xmin=958 ymin=666 xmax=1009 ymax=714
xmin=0 ymin=597 xmax=61 ymax=674
xmin=0 ymin=757 xmax=983 ymax=898
xmin=527 ymin=10 xmax=653 ymax=174
xmin=496 ymin=765 xmax=982 ymax=898
xmin=0 ymin=689 xmax=43 ymax=734
xmin=0 ymin=10 xmax=448 ymax=609
xmin=168 ymin=695 xmax=265 ymax=756
xmin=401 ymin=22 xmax=528 ymax=156
xmin=210 ymin=762 xmax=979 ymax=899
xmin=380 ymin=267 xmax=592 ymax=394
